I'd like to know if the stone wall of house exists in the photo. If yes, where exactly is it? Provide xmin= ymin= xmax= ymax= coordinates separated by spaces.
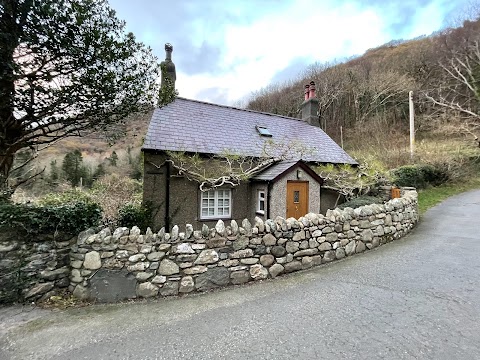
xmin=0 ymin=232 xmax=74 ymax=303
xmin=70 ymin=189 xmax=418 ymax=302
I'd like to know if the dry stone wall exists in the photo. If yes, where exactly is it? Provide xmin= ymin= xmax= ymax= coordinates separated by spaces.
xmin=70 ymin=190 xmax=418 ymax=302
xmin=0 ymin=232 xmax=74 ymax=302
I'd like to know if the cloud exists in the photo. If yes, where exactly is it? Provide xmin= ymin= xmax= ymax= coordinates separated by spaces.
xmin=109 ymin=0 xmax=471 ymax=105
xmin=177 ymin=41 xmax=224 ymax=76
xmin=194 ymin=87 xmax=231 ymax=105
xmin=269 ymin=58 xmax=311 ymax=85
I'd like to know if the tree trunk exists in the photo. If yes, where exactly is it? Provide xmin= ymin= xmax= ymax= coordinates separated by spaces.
xmin=0 ymin=1 xmax=23 ymax=196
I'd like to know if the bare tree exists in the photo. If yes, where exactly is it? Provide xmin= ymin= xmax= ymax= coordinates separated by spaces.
xmin=148 ymin=140 xmax=315 ymax=191
xmin=426 ymin=40 xmax=480 ymax=119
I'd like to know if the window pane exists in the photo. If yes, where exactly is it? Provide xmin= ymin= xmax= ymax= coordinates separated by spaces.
xmin=201 ymin=189 xmax=231 ymax=218
xmin=260 ymin=201 xmax=264 ymax=211
xmin=294 ymin=191 xmax=299 ymax=203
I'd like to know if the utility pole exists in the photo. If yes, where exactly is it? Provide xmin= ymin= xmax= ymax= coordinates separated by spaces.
xmin=409 ymin=91 xmax=415 ymax=161
xmin=340 ymin=126 xmax=344 ymax=149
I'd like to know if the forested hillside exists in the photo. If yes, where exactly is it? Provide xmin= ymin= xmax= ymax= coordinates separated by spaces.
xmin=247 ymin=17 xmax=480 ymax=164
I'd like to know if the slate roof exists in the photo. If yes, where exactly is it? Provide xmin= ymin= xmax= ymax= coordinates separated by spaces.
xmin=143 ymin=97 xmax=357 ymax=165
xmin=252 ymin=160 xmax=324 ymax=184
xmin=252 ymin=161 xmax=298 ymax=181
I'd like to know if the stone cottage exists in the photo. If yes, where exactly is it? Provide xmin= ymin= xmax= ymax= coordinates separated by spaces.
xmin=142 ymin=44 xmax=357 ymax=231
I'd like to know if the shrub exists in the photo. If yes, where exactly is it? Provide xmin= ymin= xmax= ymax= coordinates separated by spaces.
xmin=38 ymin=188 xmax=95 ymax=206
xmin=337 ymin=196 xmax=382 ymax=209
xmin=0 ymin=201 xmax=101 ymax=235
xmin=118 ymin=203 xmax=151 ymax=231
xmin=90 ymin=174 xmax=142 ymax=227
xmin=391 ymin=164 xmax=448 ymax=189
xmin=418 ymin=164 xmax=449 ymax=187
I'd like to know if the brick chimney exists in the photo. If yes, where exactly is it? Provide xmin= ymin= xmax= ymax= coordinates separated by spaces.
xmin=301 ymin=81 xmax=320 ymax=126
xmin=160 ymin=43 xmax=176 ymax=89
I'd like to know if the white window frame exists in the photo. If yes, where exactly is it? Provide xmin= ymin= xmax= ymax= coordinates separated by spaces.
xmin=200 ymin=189 xmax=232 ymax=220
xmin=257 ymin=189 xmax=266 ymax=215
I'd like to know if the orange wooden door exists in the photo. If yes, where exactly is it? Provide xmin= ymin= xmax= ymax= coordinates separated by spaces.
xmin=286 ymin=181 xmax=309 ymax=219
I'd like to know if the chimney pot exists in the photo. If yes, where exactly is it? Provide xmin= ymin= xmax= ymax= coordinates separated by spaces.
xmin=300 ymin=80 xmax=320 ymax=127
xmin=304 ymin=84 xmax=310 ymax=101
xmin=309 ymin=81 xmax=316 ymax=99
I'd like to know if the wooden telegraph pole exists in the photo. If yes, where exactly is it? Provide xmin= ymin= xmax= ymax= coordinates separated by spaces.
xmin=409 ymin=91 xmax=415 ymax=160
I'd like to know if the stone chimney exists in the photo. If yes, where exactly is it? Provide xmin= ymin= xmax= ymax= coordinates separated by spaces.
xmin=160 ymin=43 xmax=176 ymax=89
xmin=301 ymin=81 xmax=320 ymax=127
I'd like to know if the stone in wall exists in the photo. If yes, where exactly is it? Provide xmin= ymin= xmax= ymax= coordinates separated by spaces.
xmin=90 ymin=269 xmax=137 ymax=302
xmin=196 ymin=267 xmax=230 ymax=291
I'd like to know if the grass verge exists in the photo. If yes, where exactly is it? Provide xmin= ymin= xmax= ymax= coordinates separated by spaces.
xmin=418 ymin=177 xmax=480 ymax=214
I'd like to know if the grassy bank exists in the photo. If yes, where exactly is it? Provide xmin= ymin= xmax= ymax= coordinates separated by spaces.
xmin=417 ymin=177 xmax=480 ymax=214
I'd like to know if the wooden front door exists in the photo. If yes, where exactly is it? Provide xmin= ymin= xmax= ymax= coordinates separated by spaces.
xmin=286 ymin=181 xmax=309 ymax=219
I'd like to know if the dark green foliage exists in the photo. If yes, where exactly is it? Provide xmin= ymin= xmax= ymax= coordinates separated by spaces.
xmin=0 ymin=202 xmax=101 ymax=235
xmin=118 ymin=203 xmax=151 ymax=231
xmin=392 ymin=164 xmax=448 ymax=189
xmin=62 ymin=150 xmax=85 ymax=187
xmin=337 ymin=196 xmax=382 ymax=209
xmin=418 ymin=164 xmax=449 ymax=186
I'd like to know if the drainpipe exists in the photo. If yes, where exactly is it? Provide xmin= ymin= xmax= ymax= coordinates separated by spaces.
xmin=165 ymin=161 xmax=171 ymax=231
xmin=267 ymin=181 xmax=272 ymax=219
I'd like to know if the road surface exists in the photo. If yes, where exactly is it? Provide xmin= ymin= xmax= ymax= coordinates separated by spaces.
xmin=1 ymin=190 xmax=480 ymax=359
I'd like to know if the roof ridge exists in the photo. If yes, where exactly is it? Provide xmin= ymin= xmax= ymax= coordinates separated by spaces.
xmin=174 ymin=96 xmax=302 ymax=122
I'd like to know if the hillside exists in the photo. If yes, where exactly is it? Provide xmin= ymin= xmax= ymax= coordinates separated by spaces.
xmin=42 ymin=110 xmax=152 ymax=159
xmin=247 ymin=18 xmax=480 ymax=163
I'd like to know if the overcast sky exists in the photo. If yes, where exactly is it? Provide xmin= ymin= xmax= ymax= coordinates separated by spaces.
xmin=109 ymin=0 xmax=470 ymax=106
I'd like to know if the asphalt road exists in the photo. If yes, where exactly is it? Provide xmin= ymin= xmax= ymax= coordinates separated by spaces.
xmin=1 ymin=190 xmax=480 ymax=360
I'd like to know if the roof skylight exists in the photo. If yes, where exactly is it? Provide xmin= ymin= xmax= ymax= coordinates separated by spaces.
xmin=256 ymin=125 xmax=272 ymax=137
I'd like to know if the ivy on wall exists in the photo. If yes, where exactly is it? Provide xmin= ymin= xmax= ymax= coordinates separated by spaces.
xmin=0 ymin=202 xmax=101 ymax=236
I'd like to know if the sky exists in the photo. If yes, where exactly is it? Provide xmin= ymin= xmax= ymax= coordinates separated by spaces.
xmin=109 ymin=0 xmax=471 ymax=106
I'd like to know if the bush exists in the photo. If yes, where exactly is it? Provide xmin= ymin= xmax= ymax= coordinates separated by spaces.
xmin=38 ymin=188 xmax=95 ymax=206
xmin=391 ymin=164 xmax=448 ymax=189
xmin=118 ymin=203 xmax=151 ymax=231
xmin=0 ymin=201 xmax=101 ymax=235
xmin=90 ymin=174 xmax=142 ymax=226
xmin=337 ymin=196 xmax=382 ymax=209
xmin=419 ymin=164 xmax=449 ymax=187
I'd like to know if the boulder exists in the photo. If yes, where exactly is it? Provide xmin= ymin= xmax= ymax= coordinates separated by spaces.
xmin=249 ymin=264 xmax=268 ymax=280
xmin=194 ymin=249 xmax=219 ymax=265
xmin=158 ymin=259 xmax=179 ymax=275
xmin=195 ymin=267 xmax=230 ymax=291
xmin=83 ymin=251 xmax=101 ymax=270
xmin=137 ymin=282 xmax=159 ymax=298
